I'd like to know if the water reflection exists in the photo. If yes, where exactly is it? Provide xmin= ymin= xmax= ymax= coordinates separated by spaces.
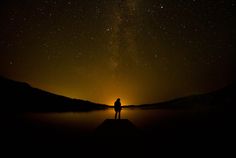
xmin=24 ymin=108 xmax=181 ymax=133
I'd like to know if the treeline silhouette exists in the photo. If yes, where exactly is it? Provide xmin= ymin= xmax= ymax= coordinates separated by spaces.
xmin=0 ymin=76 xmax=109 ymax=112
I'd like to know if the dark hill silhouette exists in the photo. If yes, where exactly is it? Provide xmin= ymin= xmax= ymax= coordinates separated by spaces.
xmin=0 ymin=76 xmax=109 ymax=112
xmin=1 ymin=75 xmax=235 ymax=112
xmin=126 ymin=81 xmax=236 ymax=111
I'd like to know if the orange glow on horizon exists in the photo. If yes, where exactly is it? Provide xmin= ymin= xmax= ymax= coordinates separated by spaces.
xmin=105 ymin=98 xmax=128 ymax=106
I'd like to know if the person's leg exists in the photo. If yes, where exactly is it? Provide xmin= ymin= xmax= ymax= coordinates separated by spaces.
xmin=115 ymin=111 xmax=117 ymax=119
xmin=118 ymin=111 xmax=121 ymax=119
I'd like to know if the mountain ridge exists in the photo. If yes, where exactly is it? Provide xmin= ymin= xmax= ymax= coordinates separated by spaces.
xmin=1 ymin=76 xmax=235 ymax=112
xmin=125 ymin=81 xmax=236 ymax=111
xmin=0 ymin=76 xmax=109 ymax=112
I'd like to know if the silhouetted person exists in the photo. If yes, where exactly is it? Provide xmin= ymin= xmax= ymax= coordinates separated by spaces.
xmin=114 ymin=98 xmax=122 ymax=119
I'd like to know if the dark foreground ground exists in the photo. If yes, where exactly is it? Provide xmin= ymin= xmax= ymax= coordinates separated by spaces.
xmin=1 ymin=110 xmax=235 ymax=157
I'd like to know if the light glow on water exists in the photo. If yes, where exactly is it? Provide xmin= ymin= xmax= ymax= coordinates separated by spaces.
xmin=24 ymin=108 xmax=180 ymax=133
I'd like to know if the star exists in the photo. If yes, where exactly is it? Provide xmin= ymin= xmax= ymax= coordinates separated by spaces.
xmin=154 ymin=54 xmax=158 ymax=59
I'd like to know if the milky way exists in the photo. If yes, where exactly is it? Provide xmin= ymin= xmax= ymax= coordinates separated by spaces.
xmin=108 ymin=0 xmax=139 ymax=73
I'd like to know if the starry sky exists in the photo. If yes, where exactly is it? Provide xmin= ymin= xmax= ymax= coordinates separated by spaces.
xmin=0 ymin=0 xmax=235 ymax=105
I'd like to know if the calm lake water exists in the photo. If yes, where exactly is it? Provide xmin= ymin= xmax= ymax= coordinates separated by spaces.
xmin=23 ymin=108 xmax=189 ymax=133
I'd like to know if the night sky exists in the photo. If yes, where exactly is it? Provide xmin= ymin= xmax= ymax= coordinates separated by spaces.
xmin=0 ymin=0 xmax=235 ymax=105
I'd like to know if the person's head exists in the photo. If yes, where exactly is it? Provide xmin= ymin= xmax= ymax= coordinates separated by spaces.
xmin=117 ymin=98 xmax=120 ymax=102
